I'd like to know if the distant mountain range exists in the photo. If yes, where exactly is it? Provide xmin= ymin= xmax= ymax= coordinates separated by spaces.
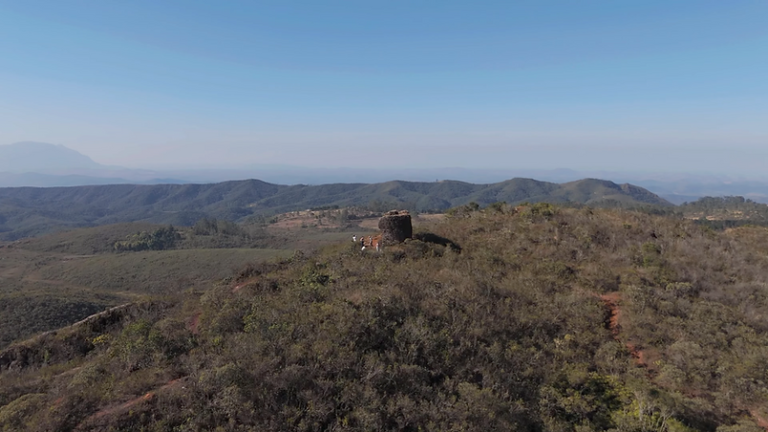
xmin=0 ymin=178 xmax=670 ymax=240
xmin=3 ymin=141 xmax=768 ymax=204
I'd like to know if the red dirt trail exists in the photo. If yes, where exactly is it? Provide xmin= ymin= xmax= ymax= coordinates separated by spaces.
xmin=600 ymin=292 xmax=622 ymax=337
xmin=599 ymin=292 xmax=768 ymax=429
xmin=599 ymin=292 xmax=647 ymax=368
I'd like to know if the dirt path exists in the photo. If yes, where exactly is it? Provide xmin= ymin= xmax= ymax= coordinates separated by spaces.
xmin=599 ymin=292 xmax=647 ymax=368
xmin=187 ymin=312 xmax=202 ymax=335
xmin=232 ymin=275 xmax=260 ymax=293
xmin=78 ymin=377 xmax=186 ymax=427
xmin=750 ymin=410 xmax=768 ymax=430
xmin=600 ymin=292 xmax=622 ymax=336
xmin=61 ymin=255 xmax=97 ymax=260
xmin=599 ymin=292 xmax=768 ymax=430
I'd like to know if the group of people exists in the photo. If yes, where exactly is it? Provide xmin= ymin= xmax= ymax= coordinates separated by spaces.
xmin=353 ymin=234 xmax=381 ymax=252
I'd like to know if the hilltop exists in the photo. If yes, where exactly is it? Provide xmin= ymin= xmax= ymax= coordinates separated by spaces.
xmin=0 ymin=177 xmax=669 ymax=240
xmin=2 ymin=203 xmax=768 ymax=430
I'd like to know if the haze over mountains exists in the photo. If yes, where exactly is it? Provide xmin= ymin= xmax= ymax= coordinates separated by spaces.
xmin=2 ymin=141 xmax=768 ymax=204
xmin=0 ymin=142 xmax=101 ymax=172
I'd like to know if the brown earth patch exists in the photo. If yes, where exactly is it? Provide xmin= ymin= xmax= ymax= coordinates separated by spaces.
xmin=269 ymin=209 xmax=368 ymax=230
xmin=599 ymin=292 xmax=648 ymax=369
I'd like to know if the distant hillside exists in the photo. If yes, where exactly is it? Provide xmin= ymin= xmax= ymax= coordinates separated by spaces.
xmin=0 ymin=172 xmax=135 ymax=187
xmin=0 ymin=142 xmax=102 ymax=172
xmin=0 ymin=172 xmax=190 ymax=188
xmin=0 ymin=178 xmax=670 ymax=240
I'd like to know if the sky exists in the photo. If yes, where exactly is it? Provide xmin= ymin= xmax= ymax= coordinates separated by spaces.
xmin=0 ymin=1 xmax=767 ymax=174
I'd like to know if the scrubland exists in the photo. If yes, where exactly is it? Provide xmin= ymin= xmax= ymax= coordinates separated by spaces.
xmin=3 ymin=203 xmax=768 ymax=431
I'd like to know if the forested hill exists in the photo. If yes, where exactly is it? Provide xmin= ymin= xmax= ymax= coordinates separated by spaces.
xmin=4 ymin=203 xmax=768 ymax=430
xmin=0 ymin=177 xmax=670 ymax=240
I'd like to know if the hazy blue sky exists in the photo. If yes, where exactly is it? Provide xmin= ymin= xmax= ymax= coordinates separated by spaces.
xmin=1 ymin=1 xmax=766 ymax=174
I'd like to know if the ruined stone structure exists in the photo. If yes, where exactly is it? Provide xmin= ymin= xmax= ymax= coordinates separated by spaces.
xmin=378 ymin=210 xmax=412 ymax=244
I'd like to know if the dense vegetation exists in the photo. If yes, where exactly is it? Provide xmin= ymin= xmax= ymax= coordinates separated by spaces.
xmin=113 ymin=226 xmax=181 ymax=252
xmin=3 ymin=203 xmax=768 ymax=431
xmin=0 ymin=178 xmax=670 ymax=240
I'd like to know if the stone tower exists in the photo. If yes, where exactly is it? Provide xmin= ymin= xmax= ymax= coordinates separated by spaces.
xmin=378 ymin=210 xmax=412 ymax=244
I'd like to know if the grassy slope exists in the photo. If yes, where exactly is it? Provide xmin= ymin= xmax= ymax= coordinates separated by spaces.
xmin=3 ymin=205 xmax=768 ymax=430
xmin=0 ymin=220 xmax=304 ymax=350
xmin=0 ymin=243 xmax=290 ymax=349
